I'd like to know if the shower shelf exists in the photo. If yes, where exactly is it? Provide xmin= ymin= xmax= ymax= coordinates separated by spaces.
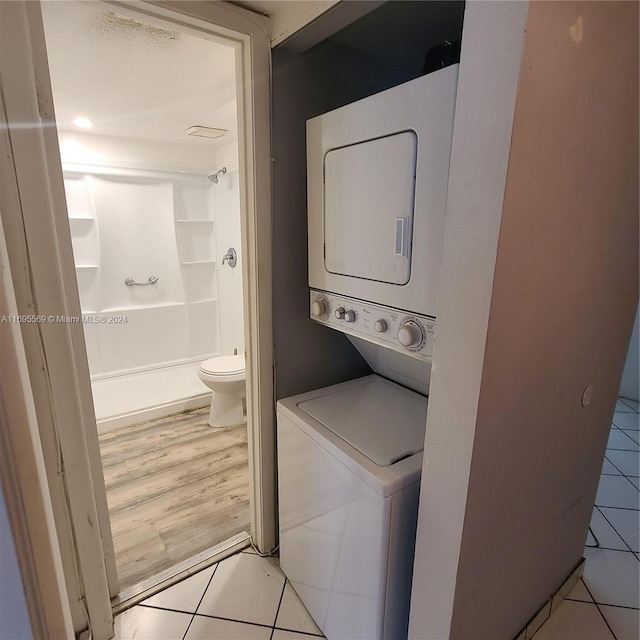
xmin=75 ymin=264 xmax=98 ymax=269
xmin=180 ymin=260 xmax=216 ymax=265
xmin=68 ymin=215 xmax=95 ymax=221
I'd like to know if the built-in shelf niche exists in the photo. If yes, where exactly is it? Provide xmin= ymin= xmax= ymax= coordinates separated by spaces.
xmin=64 ymin=174 xmax=100 ymax=315
xmin=176 ymin=223 xmax=216 ymax=263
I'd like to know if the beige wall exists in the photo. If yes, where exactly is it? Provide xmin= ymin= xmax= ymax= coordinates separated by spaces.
xmin=450 ymin=2 xmax=639 ymax=638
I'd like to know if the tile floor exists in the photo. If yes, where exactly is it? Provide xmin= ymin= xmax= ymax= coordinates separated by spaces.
xmin=113 ymin=398 xmax=639 ymax=640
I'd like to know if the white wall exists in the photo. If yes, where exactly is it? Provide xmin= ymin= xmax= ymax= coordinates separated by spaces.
xmin=59 ymin=131 xmax=217 ymax=174
xmin=214 ymin=168 xmax=245 ymax=355
xmin=620 ymin=305 xmax=639 ymax=401
xmin=408 ymin=3 xmax=529 ymax=637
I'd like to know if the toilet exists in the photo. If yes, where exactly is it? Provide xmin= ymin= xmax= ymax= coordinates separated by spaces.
xmin=198 ymin=355 xmax=246 ymax=427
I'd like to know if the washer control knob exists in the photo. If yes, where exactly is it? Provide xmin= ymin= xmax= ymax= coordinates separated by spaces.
xmin=311 ymin=298 xmax=328 ymax=318
xmin=335 ymin=307 xmax=346 ymax=320
xmin=344 ymin=310 xmax=356 ymax=323
xmin=374 ymin=319 xmax=388 ymax=333
xmin=398 ymin=321 xmax=424 ymax=348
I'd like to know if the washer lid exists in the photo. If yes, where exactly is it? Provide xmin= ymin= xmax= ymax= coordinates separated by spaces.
xmin=297 ymin=378 xmax=427 ymax=467
xmin=201 ymin=355 xmax=244 ymax=375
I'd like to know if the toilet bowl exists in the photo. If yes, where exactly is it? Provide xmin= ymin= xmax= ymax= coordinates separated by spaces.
xmin=198 ymin=355 xmax=246 ymax=427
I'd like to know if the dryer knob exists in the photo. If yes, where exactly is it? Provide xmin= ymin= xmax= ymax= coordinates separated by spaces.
xmin=311 ymin=298 xmax=328 ymax=318
xmin=374 ymin=319 xmax=388 ymax=333
xmin=344 ymin=310 xmax=356 ymax=323
xmin=398 ymin=321 xmax=424 ymax=348
xmin=335 ymin=307 xmax=346 ymax=320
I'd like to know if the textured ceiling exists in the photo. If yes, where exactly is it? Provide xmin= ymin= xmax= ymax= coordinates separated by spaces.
xmin=41 ymin=1 xmax=237 ymax=148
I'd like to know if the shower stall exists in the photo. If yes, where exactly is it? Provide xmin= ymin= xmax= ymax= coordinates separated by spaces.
xmin=64 ymin=162 xmax=241 ymax=431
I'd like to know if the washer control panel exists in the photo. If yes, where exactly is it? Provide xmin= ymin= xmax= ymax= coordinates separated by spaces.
xmin=310 ymin=290 xmax=435 ymax=362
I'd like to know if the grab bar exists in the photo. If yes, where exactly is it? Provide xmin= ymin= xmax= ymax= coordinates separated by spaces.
xmin=125 ymin=276 xmax=159 ymax=287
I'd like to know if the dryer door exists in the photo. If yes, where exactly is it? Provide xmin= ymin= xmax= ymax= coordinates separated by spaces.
xmin=324 ymin=131 xmax=417 ymax=286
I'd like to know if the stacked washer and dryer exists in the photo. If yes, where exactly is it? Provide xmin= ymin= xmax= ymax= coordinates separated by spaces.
xmin=277 ymin=64 xmax=459 ymax=640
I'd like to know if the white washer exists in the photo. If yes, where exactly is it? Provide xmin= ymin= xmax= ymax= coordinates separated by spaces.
xmin=277 ymin=375 xmax=428 ymax=640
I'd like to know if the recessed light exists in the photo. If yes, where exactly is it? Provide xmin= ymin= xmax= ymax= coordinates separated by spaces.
xmin=73 ymin=117 xmax=94 ymax=129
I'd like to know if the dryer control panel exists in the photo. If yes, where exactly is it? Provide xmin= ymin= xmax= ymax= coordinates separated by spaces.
xmin=310 ymin=289 xmax=435 ymax=362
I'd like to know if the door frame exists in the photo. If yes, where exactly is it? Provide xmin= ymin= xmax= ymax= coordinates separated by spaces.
xmin=0 ymin=1 xmax=273 ymax=638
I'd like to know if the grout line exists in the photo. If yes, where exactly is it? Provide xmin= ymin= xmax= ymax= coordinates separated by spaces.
xmin=595 ymin=506 xmax=635 ymax=553
xmin=621 ymin=430 xmax=640 ymax=446
xmin=601 ymin=461 xmax=640 ymax=493
xmin=274 ymin=626 xmax=324 ymax=637
xmin=595 ymin=602 xmax=640 ymax=611
xmin=269 ymin=578 xmax=288 ymax=640
xmin=606 ymin=444 xmax=640 ymax=452
xmin=191 ymin=612 xmax=274 ymax=630
xmin=585 ymin=544 xmax=637 ymax=554
xmin=619 ymin=398 xmax=640 ymax=413
xmin=181 ymin=563 xmax=219 ymax=639
xmin=580 ymin=580 xmax=619 ymax=640
xmin=139 ymin=603 xmax=204 ymax=616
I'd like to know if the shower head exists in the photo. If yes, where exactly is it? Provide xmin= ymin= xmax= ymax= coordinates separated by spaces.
xmin=207 ymin=167 xmax=227 ymax=184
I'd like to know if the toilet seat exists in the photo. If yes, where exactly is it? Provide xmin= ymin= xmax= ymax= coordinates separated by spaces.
xmin=200 ymin=355 xmax=244 ymax=376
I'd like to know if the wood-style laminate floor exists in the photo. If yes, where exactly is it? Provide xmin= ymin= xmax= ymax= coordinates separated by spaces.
xmin=99 ymin=407 xmax=250 ymax=589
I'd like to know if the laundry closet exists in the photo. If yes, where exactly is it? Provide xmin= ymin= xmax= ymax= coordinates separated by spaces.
xmin=270 ymin=2 xmax=639 ymax=640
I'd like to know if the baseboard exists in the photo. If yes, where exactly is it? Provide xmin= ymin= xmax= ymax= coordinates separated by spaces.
xmin=513 ymin=557 xmax=586 ymax=640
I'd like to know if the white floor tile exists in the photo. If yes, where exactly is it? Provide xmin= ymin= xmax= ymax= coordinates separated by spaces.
xmin=595 ymin=476 xmax=639 ymax=510
xmin=620 ymin=399 xmax=640 ymax=413
xmin=601 ymin=458 xmax=622 ymax=475
xmin=185 ymin=615 xmax=272 ymax=639
xmin=583 ymin=548 xmax=640 ymax=608
xmin=589 ymin=508 xmax=628 ymax=550
xmin=599 ymin=507 xmax=640 ymax=553
xmin=565 ymin=579 xmax=593 ymax=603
xmin=622 ymin=429 xmax=640 ymax=445
xmin=613 ymin=412 xmax=640 ymax=431
xmin=196 ymin=552 xmax=285 ymax=626
xmin=616 ymin=399 xmax=636 ymax=413
xmin=273 ymin=630 xmax=326 ymax=640
xmin=600 ymin=605 xmax=640 ymax=640
xmin=275 ymin=582 xmax=323 ymax=636
xmin=113 ymin=605 xmax=192 ymax=640
xmin=532 ymin=600 xmax=614 ymax=639
xmin=605 ymin=450 xmax=639 ymax=477
xmin=141 ymin=566 xmax=215 ymax=613
xmin=607 ymin=429 xmax=639 ymax=452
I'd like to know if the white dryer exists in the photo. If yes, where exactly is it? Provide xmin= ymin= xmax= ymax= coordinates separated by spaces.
xmin=277 ymin=375 xmax=428 ymax=640
xmin=307 ymin=64 xmax=459 ymax=334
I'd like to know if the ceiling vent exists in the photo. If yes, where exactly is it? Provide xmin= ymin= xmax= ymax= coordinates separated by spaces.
xmin=185 ymin=126 xmax=227 ymax=139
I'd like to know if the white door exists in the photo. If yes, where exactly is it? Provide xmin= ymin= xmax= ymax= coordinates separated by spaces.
xmin=0 ymin=1 xmax=273 ymax=638
xmin=324 ymin=132 xmax=417 ymax=285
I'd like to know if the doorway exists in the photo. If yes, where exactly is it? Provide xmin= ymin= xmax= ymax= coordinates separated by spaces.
xmin=0 ymin=1 xmax=273 ymax=636
xmin=40 ymin=0 xmax=252 ymax=591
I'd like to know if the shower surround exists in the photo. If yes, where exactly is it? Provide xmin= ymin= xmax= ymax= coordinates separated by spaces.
xmin=64 ymin=161 xmax=242 ymax=431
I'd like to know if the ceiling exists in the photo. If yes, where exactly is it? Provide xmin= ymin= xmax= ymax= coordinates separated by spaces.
xmin=41 ymin=2 xmax=237 ymax=149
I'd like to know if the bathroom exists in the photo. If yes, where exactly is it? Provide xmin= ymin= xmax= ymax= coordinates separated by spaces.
xmin=41 ymin=1 xmax=251 ymax=590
